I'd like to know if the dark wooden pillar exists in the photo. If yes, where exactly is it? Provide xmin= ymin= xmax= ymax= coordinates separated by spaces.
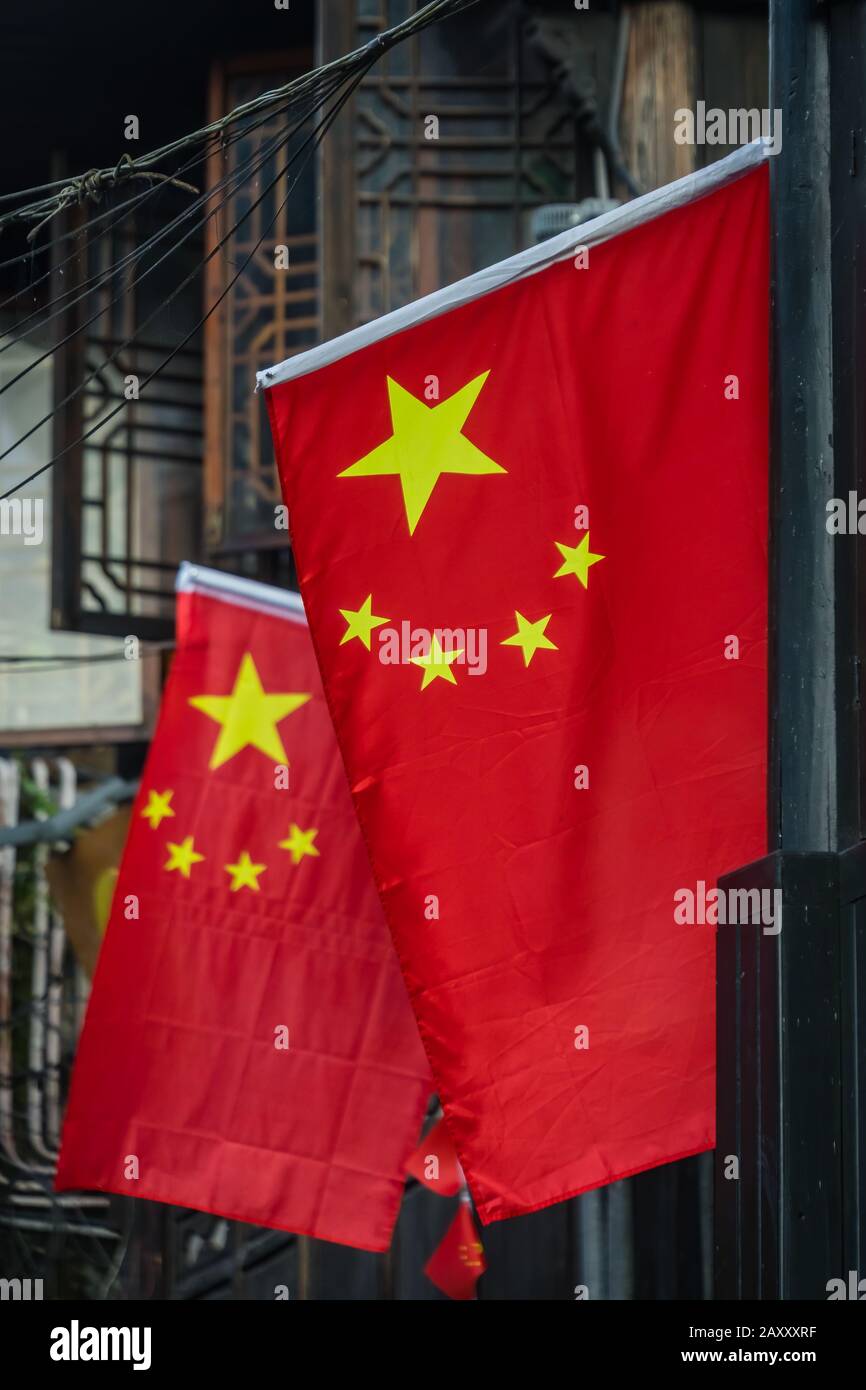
xmin=715 ymin=0 xmax=866 ymax=1299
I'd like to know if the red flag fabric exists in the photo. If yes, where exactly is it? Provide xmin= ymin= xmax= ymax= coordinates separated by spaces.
xmin=424 ymin=1201 xmax=486 ymax=1300
xmin=263 ymin=147 xmax=769 ymax=1222
xmin=406 ymin=1116 xmax=463 ymax=1196
xmin=56 ymin=566 xmax=430 ymax=1252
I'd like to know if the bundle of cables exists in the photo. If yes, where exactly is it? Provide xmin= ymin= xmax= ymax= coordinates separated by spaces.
xmin=0 ymin=0 xmax=481 ymax=502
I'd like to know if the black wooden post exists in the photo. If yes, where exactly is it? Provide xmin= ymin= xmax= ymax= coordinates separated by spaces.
xmin=715 ymin=0 xmax=866 ymax=1299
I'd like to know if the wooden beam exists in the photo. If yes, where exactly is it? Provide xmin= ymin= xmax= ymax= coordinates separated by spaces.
xmin=318 ymin=1 xmax=357 ymax=339
xmin=620 ymin=2 xmax=698 ymax=191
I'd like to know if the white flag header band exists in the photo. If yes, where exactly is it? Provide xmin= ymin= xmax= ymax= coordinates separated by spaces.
xmin=176 ymin=561 xmax=306 ymax=625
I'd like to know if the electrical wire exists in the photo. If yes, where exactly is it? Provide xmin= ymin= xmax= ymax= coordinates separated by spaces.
xmin=0 ymin=0 xmax=479 ymax=352
xmin=0 ymin=0 xmax=482 ymax=500
xmin=0 ymin=67 xmax=350 ymax=401
xmin=0 ymin=645 xmax=173 ymax=675
xmin=0 ymin=59 xmax=368 ymax=500
xmin=0 ymin=57 xmax=355 ymax=309
xmin=0 ymin=0 xmax=479 ymax=233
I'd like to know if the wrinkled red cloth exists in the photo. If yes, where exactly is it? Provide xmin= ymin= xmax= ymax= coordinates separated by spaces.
xmin=57 ymin=581 xmax=430 ymax=1251
xmin=266 ymin=165 xmax=769 ymax=1221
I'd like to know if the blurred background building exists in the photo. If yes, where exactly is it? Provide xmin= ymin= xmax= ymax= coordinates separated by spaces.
xmin=0 ymin=0 xmax=768 ymax=1299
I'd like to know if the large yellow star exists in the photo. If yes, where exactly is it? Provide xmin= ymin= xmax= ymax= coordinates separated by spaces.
xmin=141 ymin=788 xmax=175 ymax=829
xmin=501 ymin=611 xmax=558 ymax=667
xmin=278 ymin=824 xmax=320 ymax=865
xmin=164 ymin=836 xmax=205 ymax=880
xmin=189 ymin=653 xmax=311 ymax=770
xmin=338 ymin=373 xmax=505 ymax=534
xmin=339 ymin=594 xmax=389 ymax=650
xmin=224 ymin=850 xmax=266 ymax=893
xmin=553 ymin=533 xmax=605 ymax=588
xmin=410 ymin=634 xmax=464 ymax=690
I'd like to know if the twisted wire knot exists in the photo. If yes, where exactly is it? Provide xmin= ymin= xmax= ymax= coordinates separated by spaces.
xmin=26 ymin=156 xmax=198 ymax=244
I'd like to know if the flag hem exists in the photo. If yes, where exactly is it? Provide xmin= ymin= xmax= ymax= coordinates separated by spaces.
xmin=257 ymin=137 xmax=771 ymax=391
xmin=53 ymin=1171 xmax=399 ymax=1254
xmin=472 ymin=1140 xmax=715 ymax=1227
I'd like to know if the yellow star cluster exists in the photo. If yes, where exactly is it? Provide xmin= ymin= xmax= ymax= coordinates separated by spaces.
xmin=335 ymin=372 xmax=606 ymax=689
xmin=137 ymin=653 xmax=322 ymax=892
xmin=140 ymin=796 xmax=321 ymax=892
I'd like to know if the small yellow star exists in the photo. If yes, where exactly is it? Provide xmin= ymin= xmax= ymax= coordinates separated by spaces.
xmin=339 ymin=595 xmax=389 ymax=650
xmin=164 ymin=836 xmax=205 ymax=879
xmin=224 ymin=850 xmax=267 ymax=893
xmin=553 ymin=533 xmax=605 ymax=588
xmin=141 ymin=788 xmax=175 ymax=830
xmin=278 ymin=824 xmax=320 ymax=865
xmin=501 ymin=612 xmax=558 ymax=667
xmin=410 ymin=634 xmax=464 ymax=690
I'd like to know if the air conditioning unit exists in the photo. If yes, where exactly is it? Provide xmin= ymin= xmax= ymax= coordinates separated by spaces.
xmin=530 ymin=197 xmax=620 ymax=244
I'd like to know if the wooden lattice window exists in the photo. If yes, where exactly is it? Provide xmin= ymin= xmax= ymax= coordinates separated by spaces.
xmin=51 ymin=200 xmax=204 ymax=640
xmin=203 ymin=50 xmax=318 ymax=563
xmin=319 ymin=0 xmax=589 ymax=338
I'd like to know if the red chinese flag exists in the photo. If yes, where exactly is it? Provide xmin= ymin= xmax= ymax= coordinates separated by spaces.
xmin=56 ymin=565 xmax=430 ymax=1252
xmin=263 ymin=146 xmax=769 ymax=1222
xmin=406 ymin=1116 xmax=463 ymax=1196
xmin=424 ymin=1201 xmax=486 ymax=1300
